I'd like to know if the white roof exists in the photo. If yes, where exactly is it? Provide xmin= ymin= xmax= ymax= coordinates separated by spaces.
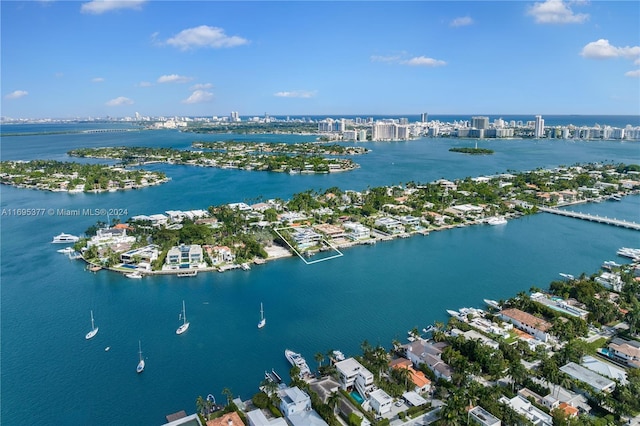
xmin=581 ymin=356 xmax=627 ymax=385
xmin=402 ymin=391 xmax=427 ymax=407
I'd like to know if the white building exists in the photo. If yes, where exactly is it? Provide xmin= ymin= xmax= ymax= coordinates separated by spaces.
xmin=334 ymin=358 xmax=376 ymax=398
xmin=534 ymin=115 xmax=545 ymax=138
xmin=368 ymin=388 xmax=393 ymax=415
xmin=500 ymin=395 xmax=552 ymax=426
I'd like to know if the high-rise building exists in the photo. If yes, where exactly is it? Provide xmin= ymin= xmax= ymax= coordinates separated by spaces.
xmin=534 ymin=115 xmax=545 ymax=138
xmin=471 ymin=116 xmax=489 ymax=130
xmin=421 ymin=113 xmax=428 ymax=123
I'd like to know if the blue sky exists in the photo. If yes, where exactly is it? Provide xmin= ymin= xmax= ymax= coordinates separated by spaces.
xmin=1 ymin=1 xmax=639 ymax=118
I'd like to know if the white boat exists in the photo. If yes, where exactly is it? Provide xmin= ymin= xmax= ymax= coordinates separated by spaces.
xmin=105 ymin=346 xmax=110 ymax=352
xmin=332 ymin=350 xmax=346 ymax=362
xmin=136 ymin=340 xmax=145 ymax=373
xmin=617 ymin=247 xmax=640 ymax=260
xmin=177 ymin=270 xmax=197 ymax=277
xmin=610 ymin=194 xmax=622 ymax=201
xmin=602 ymin=260 xmax=621 ymax=270
xmin=284 ymin=349 xmax=311 ymax=377
xmin=241 ymin=263 xmax=251 ymax=271
xmin=85 ymin=310 xmax=99 ymax=340
xmin=487 ymin=216 xmax=508 ymax=225
xmin=176 ymin=300 xmax=190 ymax=335
xmin=446 ymin=309 xmax=460 ymax=317
xmin=483 ymin=299 xmax=502 ymax=309
xmin=257 ymin=302 xmax=266 ymax=329
xmin=422 ymin=325 xmax=435 ymax=333
xmin=125 ymin=271 xmax=143 ymax=279
xmin=559 ymin=273 xmax=575 ymax=280
xmin=52 ymin=233 xmax=80 ymax=244
xmin=57 ymin=247 xmax=75 ymax=254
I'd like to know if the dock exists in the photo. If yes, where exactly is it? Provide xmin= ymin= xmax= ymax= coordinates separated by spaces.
xmin=538 ymin=207 xmax=640 ymax=231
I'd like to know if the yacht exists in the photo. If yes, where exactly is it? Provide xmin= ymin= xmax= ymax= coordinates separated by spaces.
xmin=177 ymin=270 xmax=197 ymax=277
xmin=559 ymin=273 xmax=575 ymax=280
xmin=617 ymin=247 xmax=640 ymax=260
xmin=52 ymin=233 xmax=80 ymax=244
xmin=487 ymin=216 xmax=508 ymax=225
xmin=332 ymin=350 xmax=346 ymax=362
xmin=125 ymin=271 xmax=143 ymax=279
xmin=602 ymin=260 xmax=621 ymax=270
xmin=85 ymin=310 xmax=99 ymax=340
xmin=446 ymin=309 xmax=460 ymax=317
xmin=483 ymin=299 xmax=502 ymax=310
xmin=136 ymin=341 xmax=145 ymax=373
xmin=176 ymin=300 xmax=190 ymax=335
xmin=57 ymin=247 xmax=75 ymax=254
xmin=284 ymin=349 xmax=311 ymax=377
xmin=257 ymin=303 xmax=266 ymax=329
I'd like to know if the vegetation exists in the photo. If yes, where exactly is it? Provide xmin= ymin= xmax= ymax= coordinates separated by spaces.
xmin=448 ymin=147 xmax=494 ymax=155
xmin=0 ymin=159 xmax=167 ymax=192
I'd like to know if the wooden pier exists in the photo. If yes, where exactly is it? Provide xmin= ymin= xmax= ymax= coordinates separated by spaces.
xmin=538 ymin=207 xmax=640 ymax=231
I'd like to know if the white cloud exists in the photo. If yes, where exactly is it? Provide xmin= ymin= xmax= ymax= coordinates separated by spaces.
xmin=5 ymin=90 xmax=28 ymax=100
xmin=190 ymin=83 xmax=213 ymax=90
xmin=92 ymin=77 xmax=105 ymax=83
xmin=166 ymin=25 xmax=248 ymax=50
xmin=527 ymin=0 xmax=588 ymax=24
xmin=157 ymin=74 xmax=192 ymax=84
xmin=182 ymin=90 xmax=214 ymax=104
xmin=580 ymin=39 xmax=640 ymax=60
xmin=370 ymin=55 xmax=402 ymax=63
xmin=401 ymin=56 xmax=447 ymax=67
xmin=274 ymin=90 xmax=316 ymax=98
xmin=138 ymin=81 xmax=153 ymax=87
xmin=625 ymin=70 xmax=640 ymax=78
xmin=106 ymin=96 xmax=133 ymax=106
xmin=450 ymin=16 xmax=473 ymax=27
xmin=81 ymin=0 xmax=146 ymax=14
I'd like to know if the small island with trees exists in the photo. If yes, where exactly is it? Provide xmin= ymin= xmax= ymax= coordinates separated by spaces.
xmin=449 ymin=147 xmax=494 ymax=155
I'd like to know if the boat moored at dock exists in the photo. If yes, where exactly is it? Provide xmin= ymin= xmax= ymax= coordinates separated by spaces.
xmin=284 ymin=349 xmax=311 ymax=377
xmin=52 ymin=233 xmax=80 ymax=244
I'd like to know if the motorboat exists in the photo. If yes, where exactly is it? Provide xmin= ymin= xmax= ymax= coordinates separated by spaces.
xmin=125 ymin=271 xmax=143 ymax=279
xmin=52 ymin=233 xmax=80 ymax=244
xmin=284 ymin=349 xmax=311 ymax=376
xmin=487 ymin=216 xmax=507 ymax=225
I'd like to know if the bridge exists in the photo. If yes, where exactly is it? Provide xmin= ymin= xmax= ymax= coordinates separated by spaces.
xmin=538 ymin=207 xmax=640 ymax=231
xmin=82 ymin=128 xmax=137 ymax=134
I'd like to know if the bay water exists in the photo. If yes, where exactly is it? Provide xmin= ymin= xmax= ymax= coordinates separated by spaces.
xmin=1 ymin=120 xmax=639 ymax=425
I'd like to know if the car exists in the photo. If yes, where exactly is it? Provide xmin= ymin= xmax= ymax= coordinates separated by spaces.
xmin=395 ymin=400 xmax=403 ymax=407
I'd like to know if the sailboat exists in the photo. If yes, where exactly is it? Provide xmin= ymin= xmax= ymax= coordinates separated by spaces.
xmin=257 ymin=302 xmax=266 ymax=329
xmin=85 ymin=310 xmax=99 ymax=340
xmin=136 ymin=340 xmax=145 ymax=373
xmin=176 ymin=300 xmax=190 ymax=335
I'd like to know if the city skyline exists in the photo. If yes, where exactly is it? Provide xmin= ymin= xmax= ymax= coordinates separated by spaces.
xmin=2 ymin=0 xmax=639 ymax=119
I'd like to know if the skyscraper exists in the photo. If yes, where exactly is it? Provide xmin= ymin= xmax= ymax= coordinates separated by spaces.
xmin=471 ymin=116 xmax=489 ymax=130
xmin=421 ymin=112 xmax=428 ymax=123
xmin=534 ymin=115 xmax=545 ymax=138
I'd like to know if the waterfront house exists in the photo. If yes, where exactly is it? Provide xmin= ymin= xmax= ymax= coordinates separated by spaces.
xmin=209 ymin=245 xmax=235 ymax=264
xmin=595 ymin=272 xmax=623 ymax=292
xmin=499 ymin=308 xmax=552 ymax=343
xmin=450 ymin=328 xmax=499 ymax=350
xmin=313 ymin=223 xmax=345 ymax=239
xmin=468 ymin=406 xmax=501 ymax=426
xmin=374 ymin=217 xmax=404 ymax=234
xmin=277 ymin=386 xmax=328 ymax=426
xmin=404 ymin=340 xmax=453 ymax=381
xmin=164 ymin=244 xmax=204 ymax=269
xmin=334 ymin=358 xmax=376 ymax=398
xmin=290 ymin=227 xmax=323 ymax=247
xmin=560 ymin=362 xmax=616 ymax=393
xmin=162 ymin=412 xmax=204 ymax=426
xmin=343 ymin=222 xmax=371 ymax=240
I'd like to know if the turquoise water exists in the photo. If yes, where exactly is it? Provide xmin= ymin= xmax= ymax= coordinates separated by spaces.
xmin=1 ymin=122 xmax=639 ymax=425
xmin=351 ymin=391 xmax=365 ymax=405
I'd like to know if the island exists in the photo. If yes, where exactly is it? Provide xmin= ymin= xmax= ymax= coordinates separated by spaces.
xmin=449 ymin=147 xmax=494 ymax=155
xmin=0 ymin=160 xmax=168 ymax=193
xmin=71 ymin=162 xmax=639 ymax=276
xmin=68 ymin=145 xmax=361 ymax=174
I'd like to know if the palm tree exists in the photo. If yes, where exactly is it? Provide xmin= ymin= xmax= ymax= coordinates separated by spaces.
xmin=327 ymin=391 xmax=341 ymax=415
xmin=315 ymin=352 xmax=325 ymax=371
xmin=196 ymin=396 xmax=206 ymax=417
xmin=221 ymin=387 xmax=234 ymax=405
xmin=395 ymin=366 xmax=412 ymax=391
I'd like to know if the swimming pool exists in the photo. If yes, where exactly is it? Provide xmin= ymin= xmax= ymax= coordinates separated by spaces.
xmin=350 ymin=391 xmax=364 ymax=404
